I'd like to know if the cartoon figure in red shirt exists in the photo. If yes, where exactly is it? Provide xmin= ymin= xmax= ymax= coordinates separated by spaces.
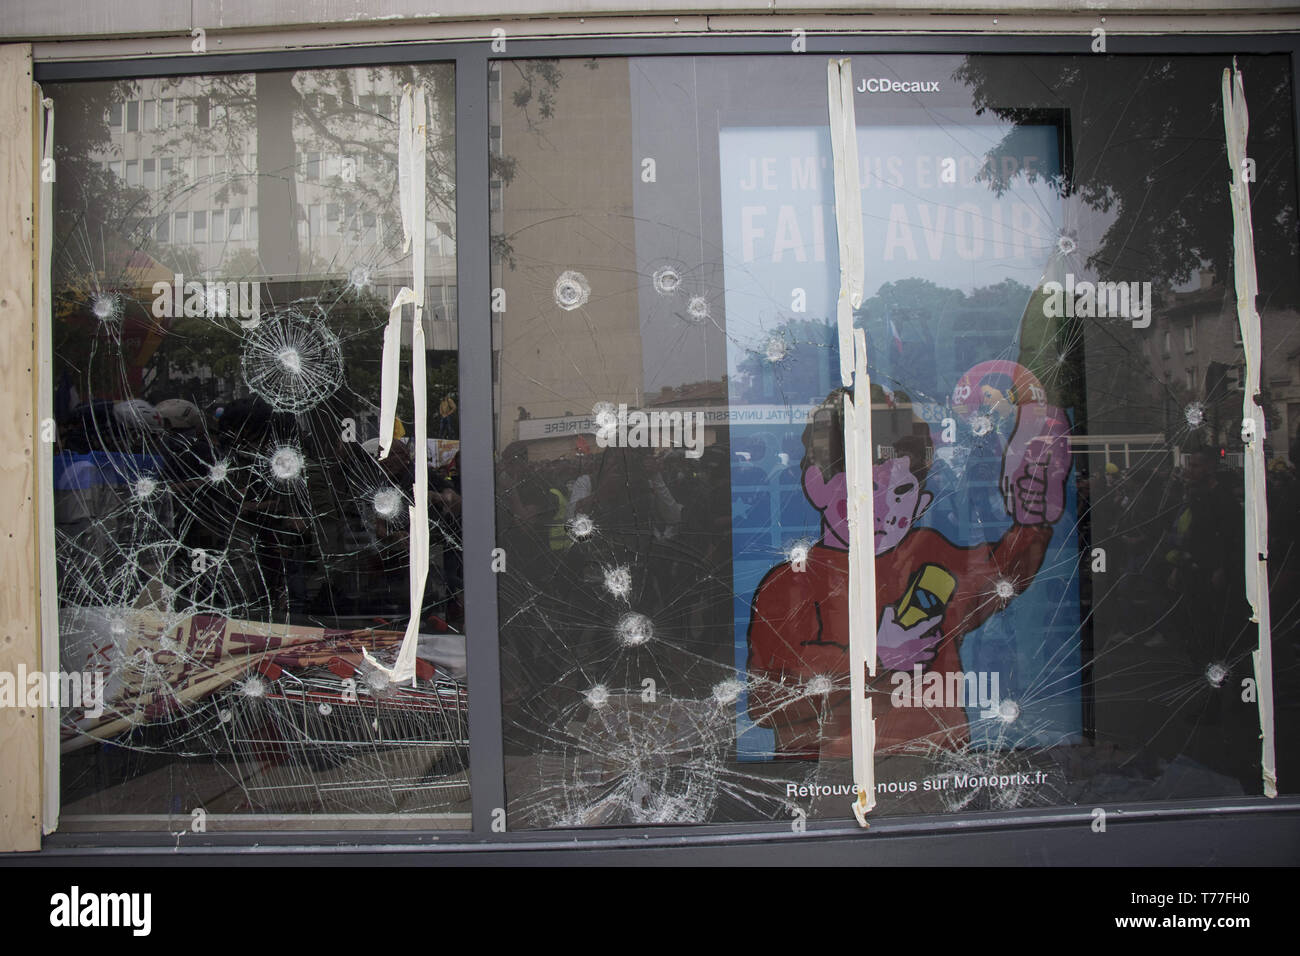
xmin=746 ymin=372 xmax=1070 ymax=758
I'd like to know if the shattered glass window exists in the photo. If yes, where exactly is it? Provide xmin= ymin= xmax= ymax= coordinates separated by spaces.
xmin=47 ymin=65 xmax=469 ymax=826
xmin=489 ymin=54 xmax=1299 ymax=828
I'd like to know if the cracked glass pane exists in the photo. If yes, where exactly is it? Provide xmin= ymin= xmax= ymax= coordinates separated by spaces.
xmin=490 ymin=54 xmax=1299 ymax=828
xmin=47 ymin=65 xmax=469 ymax=827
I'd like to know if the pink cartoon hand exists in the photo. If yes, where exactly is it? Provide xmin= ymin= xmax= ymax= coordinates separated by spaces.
xmin=1000 ymin=403 xmax=1070 ymax=525
xmin=876 ymin=605 xmax=944 ymax=671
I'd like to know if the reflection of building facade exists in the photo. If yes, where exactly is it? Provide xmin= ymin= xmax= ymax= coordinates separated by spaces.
xmin=1149 ymin=270 xmax=1298 ymax=465
xmin=1070 ymin=269 xmax=1298 ymax=471
xmin=90 ymin=73 xmax=458 ymax=359
xmin=491 ymin=62 xmax=642 ymax=456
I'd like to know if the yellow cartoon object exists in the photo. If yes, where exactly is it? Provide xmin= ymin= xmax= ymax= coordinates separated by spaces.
xmin=895 ymin=563 xmax=957 ymax=627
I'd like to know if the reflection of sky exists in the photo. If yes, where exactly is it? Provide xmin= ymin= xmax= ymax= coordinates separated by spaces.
xmin=720 ymin=123 xmax=1063 ymax=378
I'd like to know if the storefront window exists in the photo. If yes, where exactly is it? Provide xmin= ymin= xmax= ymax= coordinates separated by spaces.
xmin=46 ymin=64 xmax=468 ymax=825
xmin=32 ymin=42 xmax=1298 ymax=842
xmin=489 ymin=54 xmax=1299 ymax=828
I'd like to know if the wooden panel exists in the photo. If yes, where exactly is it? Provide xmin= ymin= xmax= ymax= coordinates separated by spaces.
xmin=0 ymin=42 xmax=39 ymax=853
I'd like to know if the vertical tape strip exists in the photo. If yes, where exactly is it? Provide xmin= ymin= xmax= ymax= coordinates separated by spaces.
xmin=367 ymin=85 xmax=429 ymax=686
xmin=828 ymin=61 xmax=856 ymax=388
xmin=1222 ymin=62 xmax=1277 ymax=797
xmin=828 ymin=59 xmax=876 ymax=826
xmin=405 ymin=85 xmax=429 ymax=686
xmin=376 ymin=287 xmax=414 ymax=462
xmin=397 ymin=88 xmax=414 ymax=257
xmin=36 ymin=93 xmax=60 ymax=834
xmin=847 ymin=329 xmax=877 ymax=826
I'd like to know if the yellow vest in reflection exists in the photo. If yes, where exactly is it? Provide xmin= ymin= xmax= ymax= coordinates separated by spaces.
xmin=549 ymin=487 xmax=569 ymax=551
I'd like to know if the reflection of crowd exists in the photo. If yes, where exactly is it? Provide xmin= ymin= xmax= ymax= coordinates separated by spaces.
xmin=1088 ymin=446 xmax=1300 ymax=792
xmin=499 ymin=442 xmax=714 ymax=558
xmin=1090 ymin=449 xmax=1251 ymax=656
xmin=53 ymin=395 xmax=463 ymax=632
xmin=496 ymin=441 xmax=734 ymax=722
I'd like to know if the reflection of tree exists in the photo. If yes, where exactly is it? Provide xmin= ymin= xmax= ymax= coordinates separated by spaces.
xmin=155 ymin=65 xmax=455 ymax=278
xmin=730 ymin=278 xmax=1063 ymax=409
xmin=50 ymin=80 xmax=155 ymax=399
xmin=953 ymin=55 xmax=1298 ymax=306
xmin=490 ymin=60 xmax=582 ymax=268
xmin=509 ymin=60 xmax=564 ymax=133
xmin=952 ymin=55 xmax=1300 ymax=441
xmin=732 ymin=317 xmax=836 ymax=405
xmin=49 ymin=67 xmax=467 ymax=425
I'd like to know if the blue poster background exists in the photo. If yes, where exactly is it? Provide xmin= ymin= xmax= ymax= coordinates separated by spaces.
xmin=719 ymin=121 xmax=1084 ymax=758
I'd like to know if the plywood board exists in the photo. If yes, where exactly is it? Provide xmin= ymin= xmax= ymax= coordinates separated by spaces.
xmin=0 ymin=42 xmax=40 ymax=854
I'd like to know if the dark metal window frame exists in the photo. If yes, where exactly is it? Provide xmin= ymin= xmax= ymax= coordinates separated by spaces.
xmin=31 ymin=30 xmax=1300 ymax=863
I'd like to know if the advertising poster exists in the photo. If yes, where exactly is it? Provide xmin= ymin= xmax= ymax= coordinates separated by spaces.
xmin=719 ymin=114 xmax=1085 ymax=761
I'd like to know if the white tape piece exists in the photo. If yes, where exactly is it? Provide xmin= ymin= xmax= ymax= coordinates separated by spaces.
xmin=828 ymin=59 xmax=864 ymax=389
xmin=366 ymin=85 xmax=429 ymax=686
xmin=397 ymin=87 xmax=414 ymax=257
xmin=1222 ymin=62 xmax=1277 ymax=798
xmin=376 ymin=286 xmax=415 ymax=462
xmin=828 ymin=59 xmax=876 ymax=826
xmin=37 ymin=93 xmax=61 ymax=834
xmin=846 ymin=329 xmax=877 ymax=826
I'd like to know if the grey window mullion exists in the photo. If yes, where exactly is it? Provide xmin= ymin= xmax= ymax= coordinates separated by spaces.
xmin=454 ymin=46 xmax=506 ymax=839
